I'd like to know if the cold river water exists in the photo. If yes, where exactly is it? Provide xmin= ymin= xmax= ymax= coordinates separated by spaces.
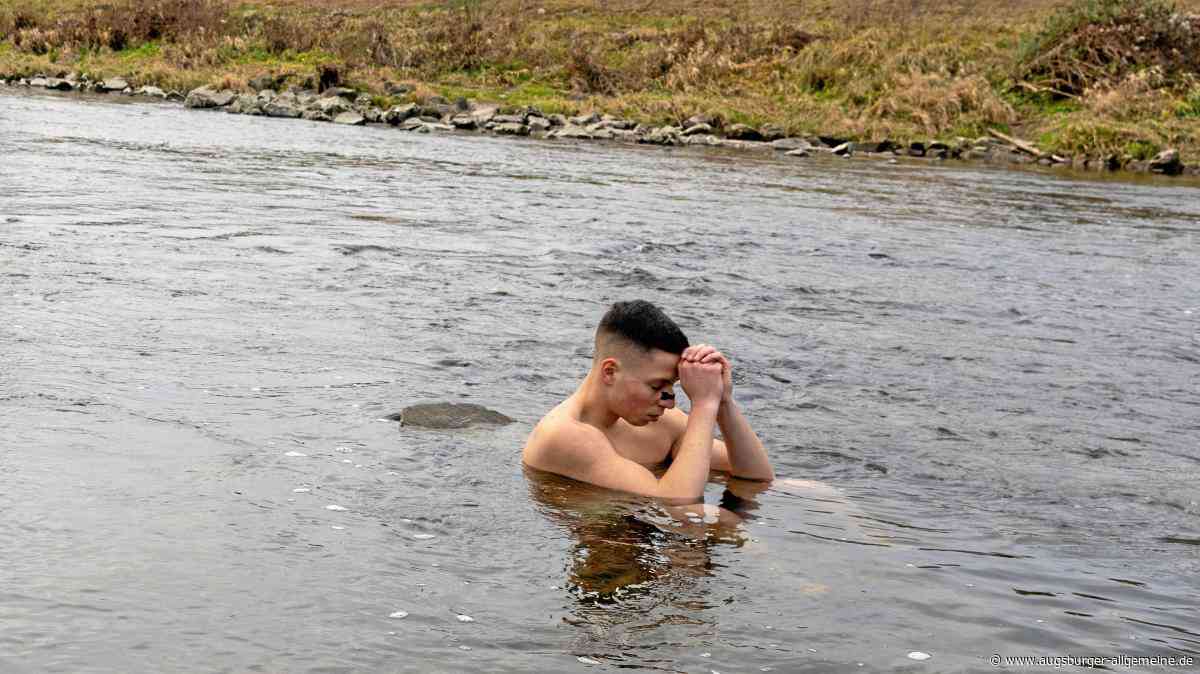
xmin=1 ymin=89 xmax=1198 ymax=673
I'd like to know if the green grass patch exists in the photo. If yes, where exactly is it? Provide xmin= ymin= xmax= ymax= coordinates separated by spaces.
xmin=118 ymin=41 xmax=161 ymax=61
xmin=1123 ymin=139 xmax=1160 ymax=160
xmin=1177 ymin=88 xmax=1200 ymax=118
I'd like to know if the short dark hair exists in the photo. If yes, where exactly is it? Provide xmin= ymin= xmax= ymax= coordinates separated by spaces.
xmin=595 ymin=300 xmax=689 ymax=356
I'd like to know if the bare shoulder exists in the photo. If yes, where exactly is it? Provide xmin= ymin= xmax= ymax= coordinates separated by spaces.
xmin=522 ymin=408 xmax=611 ymax=474
xmin=522 ymin=405 xmax=669 ymax=497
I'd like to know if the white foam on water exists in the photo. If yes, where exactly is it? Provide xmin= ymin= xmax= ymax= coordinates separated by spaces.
xmin=293 ymin=487 xmax=310 ymax=493
xmin=325 ymin=504 xmax=347 ymax=511
xmin=456 ymin=614 xmax=474 ymax=622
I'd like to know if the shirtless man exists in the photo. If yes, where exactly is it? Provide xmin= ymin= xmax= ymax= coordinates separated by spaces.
xmin=522 ymin=300 xmax=774 ymax=503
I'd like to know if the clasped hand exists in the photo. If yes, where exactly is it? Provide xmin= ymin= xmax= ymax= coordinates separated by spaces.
xmin=677 ymin=343 xmax=734 ymax=406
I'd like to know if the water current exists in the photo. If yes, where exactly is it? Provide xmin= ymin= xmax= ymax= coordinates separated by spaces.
xmin=2 ymin=89 xmax=1198 ymax=673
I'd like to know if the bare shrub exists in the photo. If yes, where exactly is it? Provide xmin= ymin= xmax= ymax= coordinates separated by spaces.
xmin=565 ymin=40 xmax=620 ymax=95
xmin=1083 ymin=66 xmax=1178 ymax=118
xmin=9 ymin=0 xmax=232 ymax=54
xmin=1018 ymin=0 xmax=1200 ymax=96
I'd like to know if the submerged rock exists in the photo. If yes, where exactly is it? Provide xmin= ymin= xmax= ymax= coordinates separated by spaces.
xmin=386 ymin=402 xmax=514 ymax=429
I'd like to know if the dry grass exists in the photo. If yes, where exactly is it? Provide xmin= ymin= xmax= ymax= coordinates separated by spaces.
xmin=3 ymin=0 xmax=1200 ymax=159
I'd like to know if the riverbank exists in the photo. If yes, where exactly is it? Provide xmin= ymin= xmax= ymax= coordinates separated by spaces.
xmin=6 ymin=74 xmax=1199 ymax=178
xmin=3 ymin=0 xmax=1200 ymax=176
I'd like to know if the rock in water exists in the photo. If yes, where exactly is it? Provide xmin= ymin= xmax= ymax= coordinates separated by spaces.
xmin=1149 ymin=149 xmax=1183 ymax=175
xmin=185 ymin=86 xmax=236 ymax=109
xmin=725 ymin=123 xmax=764 ymax=141
xmin=386 ymin=402 xmax=514 ymax=429
xmin=333 ymin=111 xmax=366 ymax=126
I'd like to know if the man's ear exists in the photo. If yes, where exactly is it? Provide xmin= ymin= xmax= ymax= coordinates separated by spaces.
xmin=599 ymin=357 xmax=620 ymax=385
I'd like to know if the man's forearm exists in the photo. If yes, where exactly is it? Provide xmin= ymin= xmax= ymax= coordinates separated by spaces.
xmin=717 ymin=398 xmax=774 ymax=481
xmin=657 ymin=400 xmax=719 ymax=502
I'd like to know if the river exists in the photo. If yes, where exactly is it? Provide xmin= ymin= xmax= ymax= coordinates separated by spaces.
xmin=2 ymin=89 xmax=1198 ymax=673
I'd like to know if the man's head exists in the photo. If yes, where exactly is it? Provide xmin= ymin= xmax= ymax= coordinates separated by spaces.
xmin=592 ymin=300 xmax=689 ymax=425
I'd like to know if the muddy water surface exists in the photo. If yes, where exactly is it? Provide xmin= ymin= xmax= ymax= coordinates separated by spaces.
xmin=2 ymin=89 xmax=1199 ymax=673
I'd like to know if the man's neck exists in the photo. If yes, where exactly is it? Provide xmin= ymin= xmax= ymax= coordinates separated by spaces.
xmin=575 ymin=371 xmax=620 ymax=430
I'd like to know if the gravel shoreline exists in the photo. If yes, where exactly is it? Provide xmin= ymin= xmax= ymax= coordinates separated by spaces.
xmin=5 ymin=72 xmax=1196 ymax=179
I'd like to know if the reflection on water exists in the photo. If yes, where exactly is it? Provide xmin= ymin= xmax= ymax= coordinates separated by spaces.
xmin=527 ymin=469 xmax=752 ymax=601
xmin=2 ymin=88 xmax=1198 ymax=673
xmin=527 ymin=469 xmax=765 ymax=669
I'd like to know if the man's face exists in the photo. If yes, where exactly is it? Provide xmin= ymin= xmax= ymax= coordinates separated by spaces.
xmin=611 ymin=348 xmax=679 ymax=426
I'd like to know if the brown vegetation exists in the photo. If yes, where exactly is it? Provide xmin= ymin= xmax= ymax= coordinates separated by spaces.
xmin=2 ymin=0 xmax=1200 ymax=161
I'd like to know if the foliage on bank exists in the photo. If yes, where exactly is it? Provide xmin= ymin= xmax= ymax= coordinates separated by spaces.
xmin=2 ymin=0 xmax=1199 ymax=164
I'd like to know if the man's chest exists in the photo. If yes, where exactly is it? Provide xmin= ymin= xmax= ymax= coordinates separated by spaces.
xmin=605 ymin=422 xmax=675 ymax=467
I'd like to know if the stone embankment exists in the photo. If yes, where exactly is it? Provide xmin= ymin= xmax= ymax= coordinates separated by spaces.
xmin=3 ymin=72 xmax=1193 ymax=177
